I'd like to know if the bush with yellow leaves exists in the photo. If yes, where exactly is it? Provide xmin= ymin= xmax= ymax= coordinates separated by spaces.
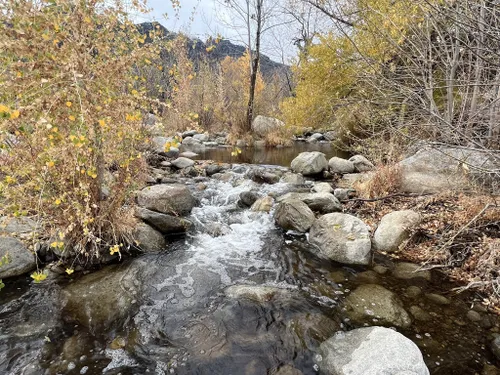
xmin=0 ymin=0 xmax=164 ymax=265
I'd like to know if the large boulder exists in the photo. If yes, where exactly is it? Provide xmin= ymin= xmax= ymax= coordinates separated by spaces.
xmin=373 ymin=210 xmax=421 ymax=252
xmin=135 ymin=207 xmax=192 ymax=234
xmin=0 ymin=237 xmax=36 ymax=279
xmin=329 ymin=157 xmax=355 ymax=174
xmin=312 ymin=182 xmax=333 ymax=194
xmin=251 ymin=115 xmax=284 ymax=137
xmin=251 ymin=196 xmax=274 ymax=213
xmin=132 ymin=222 xmax=166 ymax=252
xmin=239 ymin=191 xmax=261 ymax=207
xmin=281 ymin=172 xmax=305 ymax=185
xmin=291 ymin=152 xmax=328 ymax=176
xmin=278 ymin=192 xmax=342 ymax=214
xmin=137 ymin=184 xmax=196 ymax=216
xmin=171 ymin=157 xmax=195 ymax=169
xmin=344 ymin=284 xmax=412 ymax=328
xmin=349 ymin=155 xmax=374 ymax=172
xmin=309 ymin=213 xmax=371 ymax=265
xmin=0 ymin=216 xmax=38 ymax=235
xmin=399 ymin=145 xmax=498 ymax=193
xmin=193 ymin=133 xmax=209 ymax=142
xmin=274 ymin=199 xmax=315 ymax=233
xmin=318 ymin=327 xmax=429 ymax=375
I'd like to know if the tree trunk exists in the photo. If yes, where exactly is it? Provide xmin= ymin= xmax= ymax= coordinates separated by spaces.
xmin=246 ymin=0 xmax=263 ymax=132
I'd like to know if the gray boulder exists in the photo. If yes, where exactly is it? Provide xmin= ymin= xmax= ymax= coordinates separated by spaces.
xmin=248 ymin=168 xmax=280 ymax=184
xmin=307 ymin=133 xmax=323 ymax=143
xmin=179 ymin=151 xmax=198 ymax=158
xmin=392 ymin=262 xmax=431 ymax=281
xmin=205 ymin=163 xmax=229 ymax=176
xmin=215 ymin=136 xmax=227 ymax=145
xmin=291 ymin=152 xmax=328 ymax=176
xmin=225 ymin=285 xmax=290 ymax=303
xmin=490 ymin=336 xmax=500 ymax=361
xmin=253 ymin=140 xmax=266 ymax=148
xmin=236 ymin=139 xmax=247 ymax=148
xmin=274 ymin=199 xmax=315 ymax=233
xmin=251 ymin=115 xmax=284 ymax=137
xmin=135 ymin=207 xmax=192 ymax=234
xmin=281 ymin=172 xmax=305 ymax=185
xmin=182 ymin=130 xmax=198 ymax=138
xmin=137 ymin=184 xmax=196 ymax=216
xmin=329 ymin=157 xmax=355 ymax=174
xmin=323 ymin=131 xmax=337 ymax=141
xmin=344 ymin=284 xmax=412 ymax=328
xmin=349 ymin=155 xmax=374 ymax=172
xmin=193 ymin=133 xmax=209 ymax=142
xmin=0 ymin=237 xmax=36 ymax=279
xmin=251 ymin=196 xmax=274 ymax=212
xmin=240 ymin=191 xmax=261 ymax=207
xmin=373 ymin=210 xmax=421 ymax=252
xmin=0 ymin=216 xmax=38 ymax=239
xmin=312 ymin=182 xmax=333 ymax=194
xmin=309 ymin=213 xmax=371 ymax=265
xmin=132 ymin=222 xmax=166 ymax=252
xmin=171 ymin=157 xmax=195 ymax=169
xmin=399 ymin=145 xmax=498 ymax=193
xmin=152 ymin=136 xmax=170 ymax=153
xmin=318 ymin=327 xmax=429 ymax=375
xmin=182 ymin=136 xmax=200 ymax=146
xmin=334 ymin=188 xmax=356 ymax=202
xmin=277 ymin=192 xmax=342 ymax=214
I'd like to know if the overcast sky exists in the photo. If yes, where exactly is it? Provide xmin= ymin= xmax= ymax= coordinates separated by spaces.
xmin=132 ymin=0 xmax=297 ymax=63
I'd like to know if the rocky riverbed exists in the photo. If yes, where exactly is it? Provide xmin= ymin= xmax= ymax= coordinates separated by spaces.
xmin=0 ymin=145 xmax=499 ymax=375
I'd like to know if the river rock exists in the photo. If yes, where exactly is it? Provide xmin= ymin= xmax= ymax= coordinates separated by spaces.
xmin=215 ymin=136 xmax=227 ymax=145
xmin=409 ymin=306 xmax=432 ymax=321
xmin=135 ymin=207 xmax=192 ymax=234
xmin=0 ymin=216 xmax=38 ymax=235
xmin=425 ymin=293 xmax=451 ymax=305
xmin=392 ymin=262 xmax=431 ymax=281
xmin=277 ymin=192 xmax=342 ymax=214
xmin=307 ymin=133 xmax=323 ymax=143
xmin=0 ymin=237 xmax=36 ymax=279
xmin=312 ymin=182 xmax=333 ymax=194
xmin=328 ymin=157 xmax=355 ymax=174
xmin=171 ymin=157 xmax=195 ymax=169
xmin=132 ymin=222 xmax=166 ymax=252
xmin=274 ymin=365 xmax=303 ymax=375
xmin=251 ymin=115 xmax=284 ymax=137
xmin=182 ymin=129 xmax=198 ymax=138
xmin=333 ymin=188 xmax=356 ymax=202
xmin=253 ymin=140 xmax=266 ymax=148
xmin=309 ymin=213 xmax=371 ymax=265
xmin=399 ymin=145 xmax=498 ymax=193
xmin=466 ymin=310 xmax=482 ymax=322
xmin=251 ymin=196 xmax=274 ymax=213
xmin=248 ymin=168 xmax=280 ymax=184
xmin=193 ymin=133 xmax=209 ymax=142
xmin=344 ymin=284 xmax=412 ymax=328
xmin=318 ymin=327 xmax=429 ymax=375
xmin=490 ymin=336 xmax=500 ymax=360
xmin=240 ymin=191 xmax=261 ymax=207
xmin=291 ymin=152 xmax=328 ymax=176
xmin=205 ymin=163 xmax=229 ymax=176
xmin=181 ymin=136 xmax=199 ymax=146
xmin=274 ymin=199 xmax=315 ymax=233
xmin=179 ymin=151 xmax=198 ymax=158
xmin=137 ymin=184 xmax=196 ymax=216
xmin=281 ymin=172 xmax=305 ymax=185
xmin=225 ymin=285 xmax=289 ymax=303
xmin=62 ymin=263 xmax=144 ymax=331
xmin=349 ymin=155 xmax=374 ymax=172
xmin=324 ymin=131 xmax=337 ymax=141
xmin=373 ymin=210 xmax=421 ymax=252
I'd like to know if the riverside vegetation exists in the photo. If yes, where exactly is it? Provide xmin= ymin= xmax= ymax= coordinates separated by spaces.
xmin=0 ymin=0 xmax=499 ymax=374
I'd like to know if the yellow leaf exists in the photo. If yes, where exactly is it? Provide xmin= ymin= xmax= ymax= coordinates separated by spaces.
xmin=66 ymin=101 xmax=72 ymax=107
xmin=0 ymin=104 xmax=9 ymax=114
xmin=68 ymin=115 xmax=75 ymax=121
xmin=55 ymin=199 xmax=61 ymax=205
xmin=10 ymin=110 xmax=20 ymax=119
xmin=65 ymin=268 xmax=74 ymax=275
xmin=46 ymin=161 xmax=55 ymax=168
xmin=98 ymin=119 xmax=106 ymax=127
xmin=30 ymin=271 xmax=47 ymax=283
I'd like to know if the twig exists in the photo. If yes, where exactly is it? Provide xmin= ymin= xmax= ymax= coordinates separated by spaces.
xmin=349 ymin=192 xmax=433 ymax=203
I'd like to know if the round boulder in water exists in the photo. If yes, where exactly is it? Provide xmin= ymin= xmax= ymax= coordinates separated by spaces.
xmin=0 ymin=237 xmax=36 ymax=279
xmin=328 ymin=157 xmax=355 ymax=174
xmin=291 ymin=152 xmax=328 ymax=176
xmin=274 ymin=199 xmax=315 ymax=233
xmin=309 ymin=213 xmax=371 ymax=265
xmin=136 ymin=184 xmax=196 ymax=216
xmin=318 ymin=327 xmax=429 ymax=375
xmin=349 ymin=154 xmax=375 ymax=172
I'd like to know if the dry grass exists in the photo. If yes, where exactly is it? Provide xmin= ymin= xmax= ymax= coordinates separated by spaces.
xmin=345 ymin=192 xmax=500 ymax=308
xmin=354 ymin=163 xmax=402 ymax=199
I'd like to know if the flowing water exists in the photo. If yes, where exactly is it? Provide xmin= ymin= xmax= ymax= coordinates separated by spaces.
xmin=0 ymin=165 xmax=498 ymax=375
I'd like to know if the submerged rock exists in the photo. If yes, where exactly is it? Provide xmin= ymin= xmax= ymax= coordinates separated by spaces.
xmin=0 ymin=237 xmax=36 ymax=278
xmin=373 ymin=210 xmax=421 ymax=252
xmin=225 ymin=285 xmax=290 ymax=303
xmin=135 ymin=207 xmax=192 ymax=234
xmin=318 ymin=327 xmax=429 ymax=375
xmin=344 ymin=284 xmax=412 ymax=328
xmin=291 ymin=152 xmax=328 ymax=176
xmin=274 ymin=199 xmax=315 ymax=233
xmin=392 ymin=262 xmax=431 ymax=281
xmin=239 ymin=191 xmax=261 ymax=207
xmin=309 ymin=213 xmax=371 ymax=265
xmin=132 ymin=222 xmax=166 ymax=252
xmin=137 ymin=184 xmax=196 ymax=216
xmin=62 ymin=262 xmax=144 ymax=331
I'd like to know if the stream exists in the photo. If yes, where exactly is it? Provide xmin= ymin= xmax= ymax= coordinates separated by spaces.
xmin=0 ymin=163 xmax=498 ymax=375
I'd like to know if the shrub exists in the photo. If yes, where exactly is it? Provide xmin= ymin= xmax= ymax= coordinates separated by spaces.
xmin=0 ymin=0 xmax=161 ymax=264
